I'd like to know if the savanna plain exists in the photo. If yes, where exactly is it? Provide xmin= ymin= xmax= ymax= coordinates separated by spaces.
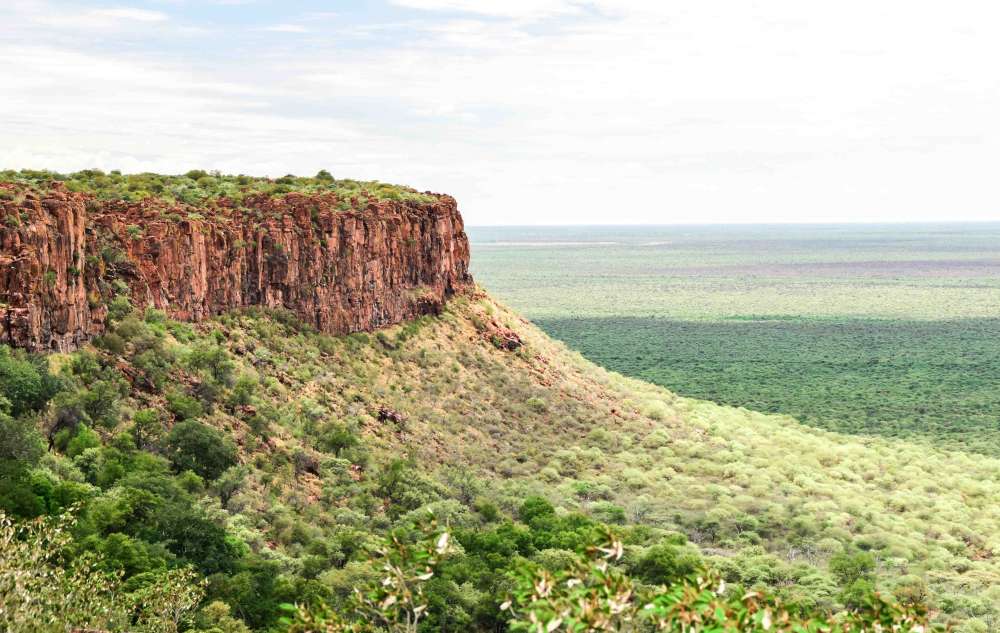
xmin=470 ymin=224 xmax=1000 ymax=455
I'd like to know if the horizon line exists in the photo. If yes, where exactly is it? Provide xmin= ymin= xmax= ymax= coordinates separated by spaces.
xmin=467 ymin=219 xmax=1000 ymax=228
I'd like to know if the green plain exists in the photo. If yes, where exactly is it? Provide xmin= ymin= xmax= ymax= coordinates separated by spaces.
xmin=470 ymin=223 xmax=1000 ymax=455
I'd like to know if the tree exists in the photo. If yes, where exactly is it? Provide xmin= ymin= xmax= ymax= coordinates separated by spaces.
xmin=282 ymin=517 xmax=453 ymax=633
xmin=0 ymin=407 xmax=47 ymax=517
xmin=132 ymin=408 xmax=164 ymax=449
xmin=0 ymin=511 xmax=205 ymax=633
xmin=0 ymin=405 xmax=44 ymax=463
xmin=213 ymin=465 xmax=248 ymax=509
xmin=320 ymin=422 xmax=359 ymax=457
xmin=518 ymin=496 xmax=555 ymax=524
xmin=192 ymin=601 xmax=252 ymax=633
xmin=152 ymin=503 xmax=241 ymax=575
xmin=0 ymin=346 xmax=50 ymax=417
xmin=166 ymin=391 xmax=204 ymax=421
xmin=187 ymin=343 xmax=235 ymax=386
xmin=631 ymin=541 xmax=701 ymax=586
xmin=163 ymin=420 xmax=237 ymax=480
xmin=829 ymin=550 xmax=876 ymax=586
xmin=130 ymin=568 xmax=207 ymax=633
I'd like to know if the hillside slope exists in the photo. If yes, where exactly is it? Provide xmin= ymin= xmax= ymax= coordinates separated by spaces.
xmin=3 ymin=291 xmax=997 ymax=630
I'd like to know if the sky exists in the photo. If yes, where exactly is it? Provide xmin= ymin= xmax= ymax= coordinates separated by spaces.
xmin=1 ymin=1 xmax=998 ymax=225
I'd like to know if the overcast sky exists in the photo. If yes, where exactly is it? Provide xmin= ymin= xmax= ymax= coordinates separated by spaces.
xmin=1 ymin=1 xmax=998 ymax=225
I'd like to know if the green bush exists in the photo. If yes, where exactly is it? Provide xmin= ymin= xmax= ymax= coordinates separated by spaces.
xmin=187 ymin=343 xmax=235 ymax=386
xmin=0 ymin=346 xmax=51 ymax=417
xmin=66 ymin=425 xmax=101 ymax=458
xmin=107 ymin=295 xmax=133 ymax=322
xmin=131 ymin=408 xmax=163 ymax=449
xmin=0 ymin=409 xmax=44 ymax=464
xmin=319 ymin=422 xmax=359 ymax=457
xmin=630 ymin=539 xmax=702 ymax=586
xmin=163 ymin=420 xmax=237 ymax=480
xmin=229 ymin=375 xmax=257 ymax=407
xmin=166 ymin=391 xmax=204 ymax=421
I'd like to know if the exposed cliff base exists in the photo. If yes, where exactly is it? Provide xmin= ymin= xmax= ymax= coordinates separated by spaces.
xmin=0 ymin=179 xmax=471 ymax=351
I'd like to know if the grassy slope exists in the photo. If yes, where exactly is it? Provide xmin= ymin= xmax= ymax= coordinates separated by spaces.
xmin=188 ymin=292 xmax=1000 ymax=623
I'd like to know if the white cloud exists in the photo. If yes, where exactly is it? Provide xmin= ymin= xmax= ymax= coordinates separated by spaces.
xmin=90 ymin=7 xmax=168 ymax=22
xmin=391 ymin=0 xmax=581 ymax=20
xmin=5 ymin=2 xmax=170 ymax=31
xmin=1 ymin=1 xmax=999 ymax=224
xmin=261 ymin=23 xmax=309 ymax=33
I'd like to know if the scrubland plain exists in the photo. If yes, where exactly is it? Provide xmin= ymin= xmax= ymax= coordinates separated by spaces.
xmin=471 ymin=224 xmax=1000 ymax=455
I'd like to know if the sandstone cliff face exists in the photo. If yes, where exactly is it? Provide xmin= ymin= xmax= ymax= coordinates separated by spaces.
xmin=0 ymin=185 xmax=472 ymax=351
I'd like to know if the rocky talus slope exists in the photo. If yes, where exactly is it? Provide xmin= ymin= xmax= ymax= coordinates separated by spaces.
xmin=0 ymin=183 xmax=472 ymax=351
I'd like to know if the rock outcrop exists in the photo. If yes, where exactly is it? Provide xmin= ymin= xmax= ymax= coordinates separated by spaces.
xmin=0 ymin=184 xmax=472 ymax=351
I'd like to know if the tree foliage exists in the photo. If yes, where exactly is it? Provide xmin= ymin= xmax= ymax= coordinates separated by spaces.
xmin=164 ymin=420 xmax=238 ymax=480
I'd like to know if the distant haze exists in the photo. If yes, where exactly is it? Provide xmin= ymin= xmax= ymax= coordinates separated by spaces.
xmin=1 ymin=1 xmax=998 ymax=225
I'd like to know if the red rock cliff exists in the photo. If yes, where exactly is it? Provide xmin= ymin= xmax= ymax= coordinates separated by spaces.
xmin=0 ymin=185 xmax=472 ymax=351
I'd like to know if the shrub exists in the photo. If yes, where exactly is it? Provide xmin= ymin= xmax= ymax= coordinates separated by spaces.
xmin=131 ymin=408 xmax=163 ymax=449
xmin=0 ymin=409 xmax=44 ymax=464
xmin=163 ymin=420 xmax=237 ymax=480
xmin=80 ymin=380 xmax=125 ymax=429
xmin=0 ymin=346 xmax=51 ymax=417
xmin=187 ymin=343 xmax=235 ymax=386
xmin=519 ymin=496 xmax=555 ymax=524
xmin=94 ymin=332 xmax=126 ymax=355
xmin=631 ymin=540 xmax=702 ymax=586
xmin=166 ymin=391 xmax=204 ymax=421
xmin=503 ymin=532 xmax=930 ymax=633
xmin=526 ymin=397 xmax=547 ymax=413
xmin=229 ymin=375 xmax=257 ymax=407
xmin=66 ymin=425 xmax=101 ymax=458
xmin=829 ymin=549 xmax=876 ymax=586
xmin=107 ymin=295 xmax=133 ymax=322
xmin=319 ymin=422 xmax=359 ymax=457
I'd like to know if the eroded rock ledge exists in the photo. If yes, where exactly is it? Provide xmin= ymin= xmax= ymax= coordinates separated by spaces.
xmin=0 ymin=184 xmax=472 ymax=351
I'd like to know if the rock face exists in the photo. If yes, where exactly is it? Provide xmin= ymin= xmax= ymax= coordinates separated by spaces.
xmin=0 ymin=185 xmax=472 ymax=351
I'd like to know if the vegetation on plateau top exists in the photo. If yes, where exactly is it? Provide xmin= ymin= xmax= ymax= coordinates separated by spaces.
xmin=0 ymin=169 xmax=438 ymax=210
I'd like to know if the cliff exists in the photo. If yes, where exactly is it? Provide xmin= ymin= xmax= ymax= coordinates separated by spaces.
xmin=0 ymin=183 xmax=472 ymax=351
